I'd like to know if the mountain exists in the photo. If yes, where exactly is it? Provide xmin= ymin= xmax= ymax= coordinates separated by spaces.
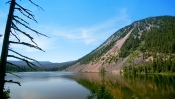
xmin=66 ymin=16 xmax=175 ymax=73
xmin=7 ymin=60 xmax=75 ymax=71
xmin=8 ymin=60 xmax=51 ymax=67
xmin=8 ymin=60 xmax=74 ymax=67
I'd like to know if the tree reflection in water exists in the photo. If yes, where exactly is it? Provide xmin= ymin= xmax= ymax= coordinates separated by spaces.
xmin=86 ymin=69 xmax=114 ymax=99
xmin=73 ymin=73 xmax=175 ymax=99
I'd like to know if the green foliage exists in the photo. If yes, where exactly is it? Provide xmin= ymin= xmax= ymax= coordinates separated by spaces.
xmin=120 ymin=16 xmax=175 ymax=74
xmin=6 ymin=64 xmax=33 ymax=72
xmin=120 ymin=16 xmax=175 ymax=58
xmin=131 ymin=95 xmax=139 ymax=99
xmin=146 ymin=16 xmax=175 ymax=53
xmin=143 ymin=25 xmax=175 ymax=54
xmin=77 ymin=15 xmax=175 ymax=75
xmin=78 ymin=39 xmax=117 ymax=64
xmin=119 ymin=31 xmax=140 ymax=58
xmin=77 ymin=73 xmax=175 ymax=99
xmin=78 ymin=79 xmax=114 ymax=99
xmin=100 ymin=67 xmax=105 ymax=77
xmin=118 ymin=25 xmax=134 ymax=40
xmin=123 ymin=54 xmax=175 ymax=74
xmin=126 ymin=51 xmax=140 ymax=63
xmin=86 ymin=84 xmax=113 ymax=99
xmin=77 ymin=24 xmax=134 ymax=65
xmin=3 ymin=89 xmax=10 ymax=99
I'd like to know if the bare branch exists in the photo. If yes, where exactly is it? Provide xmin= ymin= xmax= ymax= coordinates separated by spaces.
xmin=5 ymin=80 xmax=21 ymax=86
xmin=7 ymin=62 xmax=23 ymax=70
xmin=29 ymin=0 xmax=44 ymax=11
xmin=6 ymin=72 xmax=22 ymax=79
xmin=7 ymin=55 xmax=38 ymax=70
xmin=12 ymin=18 xmax=49 ymax=38
xmin=10 ymin=31 xmax=20 ymax=42
xmin=14 ymin=4 xmax=37 ymax=23
xmin=11 ymin=22 xmax=38 ymax=46
xmin=9 ymin=49 xmax=43 ymax=66
xmin=14 ymin=15 xmax=29 ymax=25
xmin=6 ymin=0 xmax=11 ymax=4
xmin=9 ymin=41 xmax=44 ymax=52
xmin=12 ymin=27 xmax=20 ymax=37
xmin=15 ymin=7 xmax=37 ymax=22
xmin=16 ymin=4 xmax=32 ymax=13
xmin=4 ymin=0 xmax=48 ymax=75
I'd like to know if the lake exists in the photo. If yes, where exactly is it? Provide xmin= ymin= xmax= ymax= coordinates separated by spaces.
xmin=5 ymin=72 xmax=89 ymax=99
xmin=5 ymin=72 xmax=175 ymax=99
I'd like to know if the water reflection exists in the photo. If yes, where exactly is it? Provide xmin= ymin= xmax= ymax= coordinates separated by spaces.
xmin=5 ymin=72 xmax=90 ymax=99
xmin=86 ymin=72 xmax=114 ymax=99
xmin=5 ymin=72 xmax=175 ymax=99
xmin=70 ymin=73 xmax=175 ymax=99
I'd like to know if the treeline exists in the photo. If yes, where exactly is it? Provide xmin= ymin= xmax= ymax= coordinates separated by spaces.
xmin=6 ymin=64 xmax=34 ymax=72
xmin=120 ymin=16 xmax=175 ymax=58
xmin=143 ymin=23 xmax=175 ymax=53
xmin=119 ymin=34 xmax=140 ymax=57
xmin=120 ymin=16 xmax=175 ymax=74
xmin=5 ymin=62 xmax=74 ymax=72
xmin=123 ymin=54 xmax=175 ymax=74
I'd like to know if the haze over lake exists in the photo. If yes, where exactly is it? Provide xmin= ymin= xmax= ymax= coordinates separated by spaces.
xmin=5 ymin=72 xmax=175 ymax=99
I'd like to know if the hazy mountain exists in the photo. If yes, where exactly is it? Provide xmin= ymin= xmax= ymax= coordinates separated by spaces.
xmin=7 ymin=60 xmax=75 ymax=71
xmin=66 ymin=16 xmax=175 ymax=73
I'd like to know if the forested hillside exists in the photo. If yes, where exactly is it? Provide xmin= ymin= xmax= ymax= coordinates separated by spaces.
xmin=67 ymin=16 xmax=175 ymax=73
xmin=6 ymin=61 xmax=75 ymax=72
xmin=122 ymin=16 xmax=175 ymax=74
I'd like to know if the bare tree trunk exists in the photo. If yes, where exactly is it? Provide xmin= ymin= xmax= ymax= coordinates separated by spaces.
xmin=0 ymin=0 xmax=15 ymax=98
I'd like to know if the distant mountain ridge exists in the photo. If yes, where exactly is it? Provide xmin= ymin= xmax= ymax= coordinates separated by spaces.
xmin=7 ymin=60 xmax=75 ymax=71
xmin=66 ymin=15 xmax=175 ymax=73
xmin=8 ymin=60 xmax=51 ymax=67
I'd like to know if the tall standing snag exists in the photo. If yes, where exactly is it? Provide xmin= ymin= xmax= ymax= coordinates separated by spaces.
xmin=0 ymin=0 xmax=15 ymax=97
xmin=0 ymin=0 xmax=48 ymax=98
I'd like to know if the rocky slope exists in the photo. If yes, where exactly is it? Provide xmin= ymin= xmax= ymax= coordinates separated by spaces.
xmin=66 ymin=16 xmax=175 ymax=73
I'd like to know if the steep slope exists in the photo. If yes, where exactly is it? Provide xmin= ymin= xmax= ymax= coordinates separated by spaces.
xmin=66 ymin=16 xmax=175 ymax=73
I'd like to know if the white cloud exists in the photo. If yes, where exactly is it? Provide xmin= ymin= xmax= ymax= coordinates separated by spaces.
xmin=52 ymin=28 xmax=98 ymax=45
xmin=1 ymin=8 xmax=131 ymax=51
xmin=47 ymin=8 xmax=131 ymax=46
xmin=9 ymin=29 xmax=55 ymax=52
xmin=1 ymin=8 xmax=131 ymax=58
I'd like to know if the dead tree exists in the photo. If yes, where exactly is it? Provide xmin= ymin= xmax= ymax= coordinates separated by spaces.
xmin=0 ymin=0 xmax=48 ymax=98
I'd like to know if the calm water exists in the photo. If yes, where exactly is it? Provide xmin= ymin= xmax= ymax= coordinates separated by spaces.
xmin=5 ymin=72 xmax=175 ymax=99
xmin=5 ymin=72 xmax=90 ymax=99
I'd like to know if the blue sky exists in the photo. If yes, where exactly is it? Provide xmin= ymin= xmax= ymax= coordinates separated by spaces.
xmin=0 ymin=0 xmax=175 ymax=63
